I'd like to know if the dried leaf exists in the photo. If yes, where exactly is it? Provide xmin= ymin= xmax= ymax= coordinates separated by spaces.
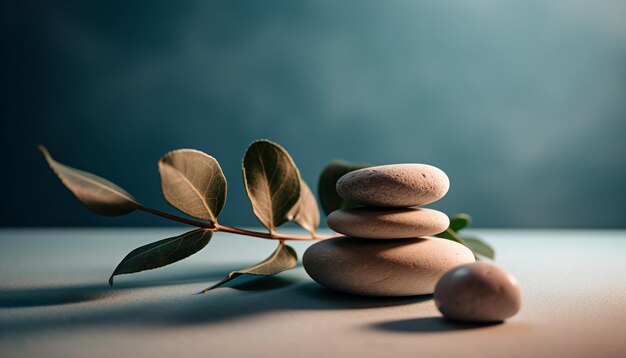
xmin=449 ymin=213 xmax=472 ymax=232
xmin=38 ymin=145 xmax=138 ymax=216
xmin=287 ymin=179 xmax=320 ymax=236
xmin=242 ymin=140 xmax=301 ymax=232
xmin=318 ymin=160 xmax=368 ymax=216
xmin=200 ymin=241 xmax=297 ymax=293
xmin=159 ymin=149 xmax=227 ymax=222
xmin=109 ymin=229 xmax=212 ymax=285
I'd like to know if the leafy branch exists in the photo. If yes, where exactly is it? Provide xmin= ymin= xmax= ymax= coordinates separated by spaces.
xmin=39 ymin=139 xmax=493 ymax=292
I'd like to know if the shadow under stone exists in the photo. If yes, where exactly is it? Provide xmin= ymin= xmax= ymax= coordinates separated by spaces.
xmin=227 ymin=275 xmax=299 ymax=292
xmin=0 ymin=276 xmax=433 ymax=335
xmin=371 ymin=316 xmax=503 ymax=333
xmin=292 ymin=282 xmax=432 ymax=310
xmin=157 ymin=281 xmax=430 ymax=326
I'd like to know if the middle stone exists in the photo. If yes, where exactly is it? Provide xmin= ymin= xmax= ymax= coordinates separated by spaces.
xmin=327 ymin=207 xmax=450 ymax=239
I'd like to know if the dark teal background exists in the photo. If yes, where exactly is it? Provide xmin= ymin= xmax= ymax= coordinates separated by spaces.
xmin=2 ymin=1 xmax=625 ymax=228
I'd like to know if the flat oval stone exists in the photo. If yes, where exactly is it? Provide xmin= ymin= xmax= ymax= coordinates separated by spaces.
xmin=336 ymin=164 xmax=450 ymax=207
xmin=327 ymin=207 xmax=449 ymax=239
xmin=303 ymin=237 xmax=475 ymax=296
xmin=434 ymin=262 xmax=522 ymax=322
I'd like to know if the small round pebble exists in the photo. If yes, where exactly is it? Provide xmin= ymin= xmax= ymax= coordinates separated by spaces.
xmin=336 ymin=164 xmax=450 ymax=207
xmin=434 ymin=262 xmax=522 ymax=322
xmin=327 ymin=207 xmax=450 ymax=239
xmin=303 ymin=236 xmax=475 ymax=296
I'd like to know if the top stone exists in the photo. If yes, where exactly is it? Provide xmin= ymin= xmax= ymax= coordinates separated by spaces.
xmin=336 ymin=164 xmax=449 ymax=207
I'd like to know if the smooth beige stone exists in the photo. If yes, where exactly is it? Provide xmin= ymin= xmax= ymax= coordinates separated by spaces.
xmin=434 ymin=262 xmax=522 ymax=322
xmin=303 ymin=236 xmax=475 ymax=296
xmin=336 ymin=164 xmax=450 ymax=207
xmin=327 ymin=207 xmax=449 ymax=239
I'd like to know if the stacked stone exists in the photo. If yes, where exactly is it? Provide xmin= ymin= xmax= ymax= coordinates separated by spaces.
xmin=303 ymin=164 xmax=475 ymax=297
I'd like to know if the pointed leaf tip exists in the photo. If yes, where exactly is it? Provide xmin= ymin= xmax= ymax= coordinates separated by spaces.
xmin=287 ymin=179 xmax=320 ymax=236
xmin=200 ymin=241 xmax=297 ymax=293
xmin=38 ymin=144 xmax=48 ymax=155
xmin=109 ymin=229 xmax=212 ymax=284
xmin=39 ymin=145 xmax=138 ymax=216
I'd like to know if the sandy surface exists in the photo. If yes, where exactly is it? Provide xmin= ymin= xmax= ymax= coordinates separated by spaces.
xmin=1 ymin=228 xmax=625 ymax=357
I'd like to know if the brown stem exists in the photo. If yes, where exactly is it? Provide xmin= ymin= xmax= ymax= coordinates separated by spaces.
xmin=215 ymin=224 xmax=341 ymax=241
xmin=134 ymin=204 xmax=215 ymax=229
xmin=134 ymin=203 xmax=340 ymax=241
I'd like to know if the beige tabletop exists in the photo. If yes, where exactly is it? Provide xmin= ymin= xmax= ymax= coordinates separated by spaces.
xmin=0 ymin=228 xmax=624 ymax=357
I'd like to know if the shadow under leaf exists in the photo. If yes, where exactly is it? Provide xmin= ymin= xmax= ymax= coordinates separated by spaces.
xmin=0 ymin=271 xmax=432 ymax=335
xmin=0 ymin=265 xmax=235 ymax=308
xmin=227 ymin=275 xmax=299 ymax=292
xmin=0 ymin=289 xmax=108 ymax=308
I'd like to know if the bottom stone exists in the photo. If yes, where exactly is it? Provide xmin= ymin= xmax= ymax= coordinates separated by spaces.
xmin=303 ymin=236 xmax=475 ymax=296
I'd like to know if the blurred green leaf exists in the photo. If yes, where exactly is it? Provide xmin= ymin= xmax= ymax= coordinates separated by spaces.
xmin=243 ymin=140 xmax=301 ymax=232
xmin=159 ymin=149 xmax=227 ymax=222
xmin=39 ymin=145 xmax=138 ymax=216
xmin=318 ymin=160 xmax=368 ymax=216
xmin=449 ymin=213 xmax=472 ymax=232
xmin=436 ymin=228 xmax=467 ymax=245
xmin=109 ymin=229 xmax=212 ymax=285
xmin=462 ymin=237 xmax=495 ymax=260
xmin=436 ymin=228 xmax=494 ymax=260
xmin=200 ymin=241 xmax=297 ymax=293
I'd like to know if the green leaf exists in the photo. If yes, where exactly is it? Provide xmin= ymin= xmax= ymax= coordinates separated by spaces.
xmin=242 ymin=140 xmax=301 ymax=232
xmin=318 ymin=160 xmax=368 ymax=216
xmin=158 ymin=149 xmax=227 ymax=222
xmin=449 ymin=213 xmax=472 ymax=232
xmin=200 ymin=241 xmax=297 ymax=293
xmin=287 ymin=179 xmax=320 ymax=236
xmin=462 ymin=237 xmax=495 ymax=260
xmin=38 ymin=145 xmax=138 ymax=216
xmin=436 ymin=228 xmax=476 ymax=259
xmin=436 ymin=228 xmax=467 ymax=245
xmin=109 ymin=229 xmax=212 ymax=285
xmin=436 ymin=228 xmax=495 ymax=261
